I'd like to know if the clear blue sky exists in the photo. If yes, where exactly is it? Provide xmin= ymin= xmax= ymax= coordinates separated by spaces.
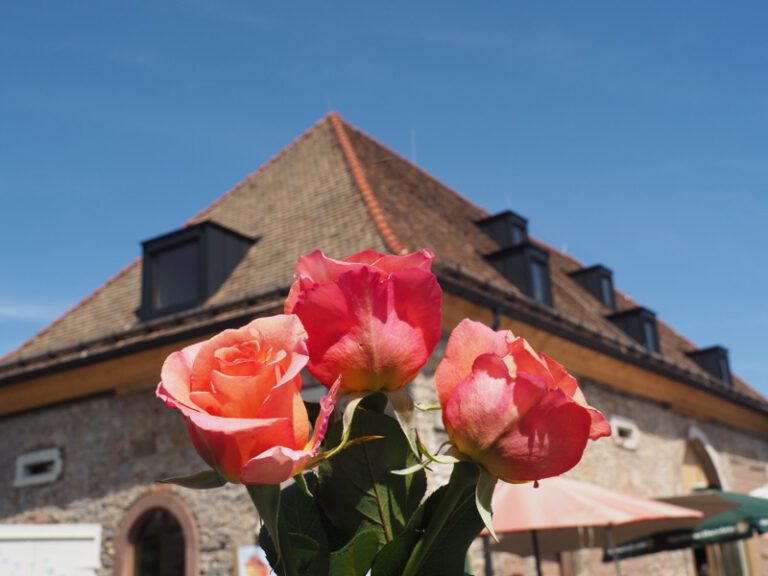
xmin=2 ymin=2 xmax=767 ymax=397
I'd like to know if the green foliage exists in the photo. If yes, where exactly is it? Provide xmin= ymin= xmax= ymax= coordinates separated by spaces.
xmin=476 ymin=468 xmax=498 ymax=542
xmin=258 ymin=473 xmax=330 ymax=576
xmin=328 ymin=527 xmax=380 ymax=575
xmin=318 ymin=406 xmax=427 ymax=547
xmin=253 ymin=399 xmax=483 ymax=576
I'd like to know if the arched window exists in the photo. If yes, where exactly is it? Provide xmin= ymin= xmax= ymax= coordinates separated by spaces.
xmin=115 ymin=491 xmax=199 ymax=576
xmin=131 ymin=508 xmax=184 ymax=576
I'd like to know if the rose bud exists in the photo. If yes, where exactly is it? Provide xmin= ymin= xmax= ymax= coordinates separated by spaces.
xmin=435 ymin=319 xmax=611 ymax=483
xmin=285 ymin=249 xmax=441 ymax=394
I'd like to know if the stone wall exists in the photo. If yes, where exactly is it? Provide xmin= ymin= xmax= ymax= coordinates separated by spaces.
xmin=0 ymin=390 xmax=259 ymax=575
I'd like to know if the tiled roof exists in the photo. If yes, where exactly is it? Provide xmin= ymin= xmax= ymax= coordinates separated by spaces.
xmin=1 ymin=113 xmax=764 ymax=408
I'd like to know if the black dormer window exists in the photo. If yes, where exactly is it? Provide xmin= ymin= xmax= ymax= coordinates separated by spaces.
xmin=485 ymin=243 xmax=553 ymax=306
xmin=568 ymin=264 xmax=615 ymax=310
xmin=475 ymin=210 xmax=529 ymax=248
xmin=686 ymin=346 xmax=732 ymax=386
xmin=139 ymin=221 xmax=255 ymax=320
xmin=152 ymin=240 xmax=199 ymax=310
xmin=608 ymin=307 xmax=660 ymax=353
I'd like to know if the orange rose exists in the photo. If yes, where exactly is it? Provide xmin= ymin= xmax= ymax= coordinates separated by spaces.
xmin=156 ymin=315 xmax=337 ymax=484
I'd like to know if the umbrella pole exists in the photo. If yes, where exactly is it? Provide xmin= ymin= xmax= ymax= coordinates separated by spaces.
xmin=606 ymin=525 xmax=622 ymax=576
xmin=482 ymin=535 xmax=493 ymax=576
xmin=531 ymin=529 xmax=543 ymax=576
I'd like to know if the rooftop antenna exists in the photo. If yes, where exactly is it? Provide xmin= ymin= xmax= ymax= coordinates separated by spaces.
xmin=410 ymin=128 xmax=417 ymax=165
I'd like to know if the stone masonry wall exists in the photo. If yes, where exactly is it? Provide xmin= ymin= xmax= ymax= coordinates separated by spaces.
xmin=0 ymin=390 xmax=259 ymax=575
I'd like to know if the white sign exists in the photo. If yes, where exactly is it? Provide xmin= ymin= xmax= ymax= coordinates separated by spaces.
xmin=0 ymin=524 xmax=101 ymax=576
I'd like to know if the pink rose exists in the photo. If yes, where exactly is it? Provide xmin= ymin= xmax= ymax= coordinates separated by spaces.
xmin=435 ymin=319 xmax=611 ymax=483
xmin=285 ymin=249 xmax=442 ymax=393
xmin=156 ymin=315 xmax=338 ymax=484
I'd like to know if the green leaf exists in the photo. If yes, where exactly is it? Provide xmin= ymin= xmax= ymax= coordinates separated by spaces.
xmin=391 ymin=461 xmax=429 ymax=476
xmin=476 ymin=469 xmax=498 ymax=542
xmin=273 ymin=473 xmax=332 ymax=575
xmin=386 ymin=388 xmax=419 ymax=457
xmin=294 ymin=472 xmax=313 ymax=498
xmin=289 ymin=533 xmax=322 ymax=574
xmin=260 ymin=530 xmax=324 ymax=576
xmin=248 ymin=484 xmax=297 ymax=576
xmin=318 ymin=407 xmax=427 ymax=548
xmin=417 ymin=465 xmax=485 ymax=576
xmin=323 ymin=392 xmax=368 ymax=460
xmin=329 ymin=527 xmax=380 ymax=575
xmin=158 ymin=469 xmax=226 ymax=489
xmin=397 ymin=462 xmax=484 ymax=576
xmin=370 ymin=530 xmax=420 ymax=576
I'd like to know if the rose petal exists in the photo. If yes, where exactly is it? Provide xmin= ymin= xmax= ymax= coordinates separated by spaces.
xmin=308 ymin=377 xmax=341 ymax=450
xmin=256 ymin=378 xmax=310 ymax=449
xmin=178 ymin=405 xmax=297 ymax=483
xmin=484 ymin=388 xmax=592 ymax=482
xmin=540 ymin=352 xmax=579 ymax=397
xmin=157 ymin=343 xmax=205 ymax=411
xmin=358 ymin=248 xmax=434 ymax=274
xmin=435 ymin=319 xmax=511 ymax=405
xmin=296 ymin=266 xmax=436 ymax=391
xmin=444 ymin=355 xmax=545 ymax=461
xmin=240 ymin=446 xmax=315 ymax=485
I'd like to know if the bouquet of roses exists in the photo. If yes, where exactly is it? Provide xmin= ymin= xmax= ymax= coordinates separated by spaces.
xmin=156 ymin=249 xmax=610 ymax=576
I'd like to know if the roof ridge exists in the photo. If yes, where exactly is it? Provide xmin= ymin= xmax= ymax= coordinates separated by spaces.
xmin=328 ymin=112 xmax=407 ymax=254
xmin=189 ymin=114 xmax=332 ymax=224
xmin=0 ymin=259 xmax=141 ymax=363
xmin=335 ymin=114 xmax=489 ymax=217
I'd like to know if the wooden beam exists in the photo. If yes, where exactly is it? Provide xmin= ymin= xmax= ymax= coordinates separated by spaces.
xmin=0 ymin=336 xmax=207 ymax=417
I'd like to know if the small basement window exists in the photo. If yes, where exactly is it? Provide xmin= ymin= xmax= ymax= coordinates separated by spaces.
xmin=14 ymin=448 xmax=63 ymax=487
xmin=139 ymin=221 xmax=255 ymax=320
xmin=610 ymin=416 xmax=640 ymax=451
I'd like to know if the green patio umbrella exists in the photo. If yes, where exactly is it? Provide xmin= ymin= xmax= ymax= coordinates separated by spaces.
xmin=604 ymin=489 xmax=768 ymax=562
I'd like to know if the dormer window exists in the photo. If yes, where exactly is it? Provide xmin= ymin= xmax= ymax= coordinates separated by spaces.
xmin=485 ymin=243 xmax=553 ymax=306
xmin=569 ymin=264 xmax=616 ymax=310
xmin=139 ymin=221 xmax=255 ymax=320
xmin=475 ymin=210 xmax=528 ymax=248
xmin=152 ymin=240 xmax=199 ymax=310
xmin=608 ymin=307 xmax=660 ymax=353
xmin=686 ymin=346 xmax=732 ymax=386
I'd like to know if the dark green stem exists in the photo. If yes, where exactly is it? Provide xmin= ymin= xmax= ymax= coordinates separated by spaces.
xmin=401 ymin=462 xmax=478 ymax=576
xmin=247 ymin=484 xmax=298 ymax=576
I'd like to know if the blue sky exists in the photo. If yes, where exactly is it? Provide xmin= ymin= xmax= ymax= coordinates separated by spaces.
xmin=2 ymin=2 xmax=767 ymax=397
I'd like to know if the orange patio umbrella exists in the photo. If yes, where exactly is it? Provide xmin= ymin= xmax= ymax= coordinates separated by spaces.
xmin=486 ymin=476 xmax=704 ymax=576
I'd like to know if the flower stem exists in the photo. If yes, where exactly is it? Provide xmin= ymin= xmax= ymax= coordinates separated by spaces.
xmin=401 ymin=462 xmax=479 ymax=576
xmin=246 ymin=484 xmax=298 ymax=576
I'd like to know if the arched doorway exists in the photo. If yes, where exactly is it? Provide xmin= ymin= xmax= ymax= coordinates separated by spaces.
xmin=683 ymin=432 xmax=747 ymax=576
xmin=115 ymin=491 xmax=199 ymax=576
